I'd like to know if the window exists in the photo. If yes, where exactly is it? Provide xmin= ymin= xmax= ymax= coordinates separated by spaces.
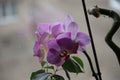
xmin=110 ymin=0 xmax=120 ymax=11
xmin=0 ymin=0 xmax=17 ymax=23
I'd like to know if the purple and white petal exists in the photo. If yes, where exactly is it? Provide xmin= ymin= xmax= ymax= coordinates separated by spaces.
xmin=35 ymin=31 xmax=41 ymax=40
xmin=47 ymin=49 xmax=62 ymax=66
xmin=33 ymin=40 xmax=45 ymax=62
xmin=47 ymin=38 xmax=60 ymax=51
xmin=51 ymin=23 xmax=64 ymax=37
xmin=75 ymin=32 xmax=90 ymax=46
xmin=37 ymin=23 xmax=51 ymax=35
xmin=67 ymin=22 xmax=79 ymax=40
xmin=33 ymin=40 xmax=41 ymax=57
xmin=56 ymin=32 xmax=71 ymax=40
xmin=64 ymin=15 xmax=73 ymax=31
xmin=40 ymin=32 xmax=49 ymax=43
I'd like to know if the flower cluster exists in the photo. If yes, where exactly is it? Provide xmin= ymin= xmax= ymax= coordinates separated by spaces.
xmin=33 ymin=15 xmax=90 ymax=66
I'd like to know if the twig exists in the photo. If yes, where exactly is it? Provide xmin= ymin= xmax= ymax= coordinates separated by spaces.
xmin=83 ymin=51 xmax=99 ymax=80
xmin=81 ymin=0 xmax=102 ymax=80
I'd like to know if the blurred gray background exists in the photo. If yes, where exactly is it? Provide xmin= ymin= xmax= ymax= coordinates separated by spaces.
xmin=0 ymin=0 xmax=120 ymax=80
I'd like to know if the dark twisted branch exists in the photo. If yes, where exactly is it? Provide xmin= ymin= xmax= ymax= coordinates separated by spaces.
xmin=88 ymin=6 xmax=120 ymax=65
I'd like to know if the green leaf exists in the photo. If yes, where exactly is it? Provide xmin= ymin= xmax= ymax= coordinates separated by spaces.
xmin=41 ymin=61 xmax=47 ymax=67
xmin=44 ymin=66 xmax=54 ymax=70
xmin=62 ymin=58 xmax=83 ymax=73
xmin=31 ymin=73 xmax=51 ymax=80
xmin=72 ymin=56 xmax=84 ymax=68
xmin=31 ymin=69 xmax=51 ymax=80
xmin=30 ymin=69 xmax=45 ymax=80
xmin=51 ymin=75 xmax=65 ymax=80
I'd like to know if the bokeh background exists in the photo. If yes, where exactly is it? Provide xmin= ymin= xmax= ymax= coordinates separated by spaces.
xmin=0 ymin=0 xmax=120 ymax=80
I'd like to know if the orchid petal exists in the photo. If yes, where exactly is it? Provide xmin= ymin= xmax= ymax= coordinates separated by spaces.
xmin=56 ymin=32 xmax=71 ymax=40
xmin=55 ymin=58 xmax=65 ymax=66
xmin=37 ymin=23 xmax=51 ymax=35
xmin=57 ymin=38 xmax=79 ymax=53
xmin=35 ymin=31 xmax=50 ymax=44
xmin=47 ymin=49 xmax=63 ymax=66
xmin=75 ymin=32 xmax=90 ymax=46
xmin=78 ymin=46 xmax=85 ymax=52
xmin=47 ymin=38 xmax=60 ymax=51
xmin=33 ymin=40 xmax=41 ymax=57
xmin=68 ymin=22 xmax=79 ymax=40
xmin=64 ymin=15 xmax=73 ymax=31
xmin=40 ymin=32 xmax=50 ymax=43
xmin=51 ymin=23 xmax=64 ymax=37
xmin=35 ymin=31 xmax=40 ymax=40
xmin=33 ymin=40 xmax=45 ymax=62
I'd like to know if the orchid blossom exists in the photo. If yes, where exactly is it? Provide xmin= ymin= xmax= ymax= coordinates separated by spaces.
xmin=47 ymin=33 xmax=79 ymax=66
xmin=47 ymin=15 xmax=90 ymax=66
xmin=33 ymin=15 xmax=90 ymax=65
xmin=51 ymin=15 xmax=90 ymax=51
xmin=33 ymin=23 xmax=52 ymax=62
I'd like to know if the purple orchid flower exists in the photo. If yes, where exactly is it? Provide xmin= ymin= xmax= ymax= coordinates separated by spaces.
xmin=33 ymin=22 xmax=65 ymax=62
xmin=47 ymin=35 xmax=79 ymax=66
xmin=46 ymin=15 xmax=90 ymax=66
xmin=47 ymin=31 xmax=90 ymax=66
xmin=51 ymin=15 xmax=90 ymax=51
xmin=33 ymin=23 xmax=52 ymax=62
xmin=33 ymin=15 xmax=90 ymax=64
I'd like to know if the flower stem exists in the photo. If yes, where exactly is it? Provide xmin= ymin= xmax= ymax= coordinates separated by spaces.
xmin=81 ymin=0 xmax=102 ymax=80
xmin=64 ymin=69 xmax=70 ymax=80
xmin=83 ymin=51 xmax=99 ymax=80
xmin=54 ymin=67 xmax=58 ymax=75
